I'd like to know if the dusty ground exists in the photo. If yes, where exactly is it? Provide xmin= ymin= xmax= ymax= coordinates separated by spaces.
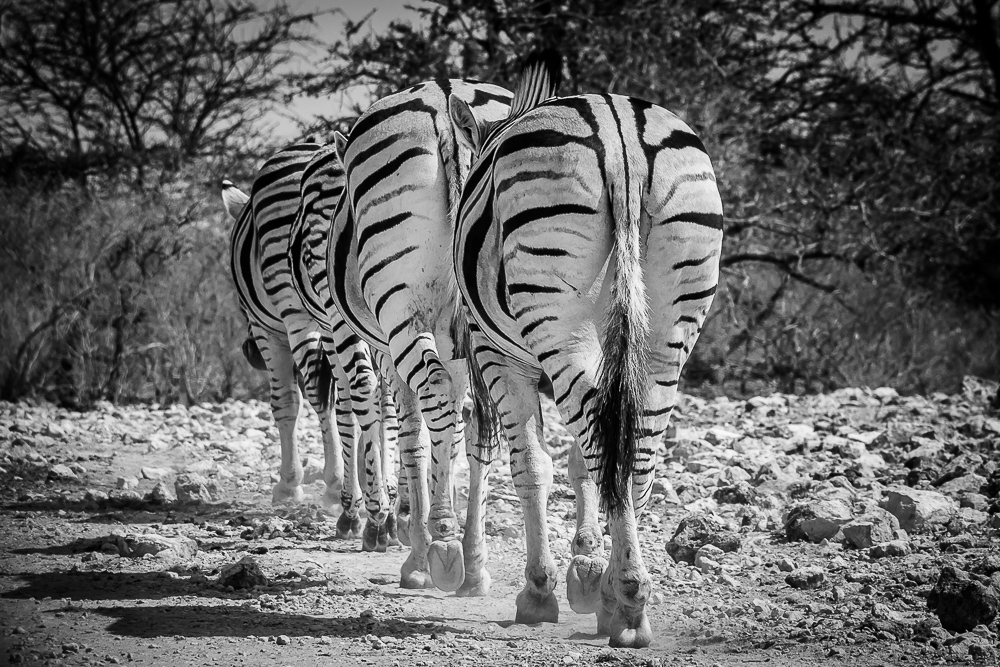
xmin=1 ymin=380 xmax=998 ymax=666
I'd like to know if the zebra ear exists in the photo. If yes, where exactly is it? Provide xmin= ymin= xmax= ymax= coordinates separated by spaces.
xmin=221 ymin=179 xmax=249 ymax=221
xmin=509 ymin=49 xmax=562 ymax=118
xmin=332 ymin=131 xmax=349 ymax=163
xmin=449 ymin=95 xmax=482 ymax=154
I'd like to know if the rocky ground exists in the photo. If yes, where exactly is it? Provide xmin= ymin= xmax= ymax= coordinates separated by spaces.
xmin=1 ymin=378 xmax=999 ymax=666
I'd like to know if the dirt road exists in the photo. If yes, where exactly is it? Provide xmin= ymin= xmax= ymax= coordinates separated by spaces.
xmin=2 ymin=384 xmax=997 ymax=665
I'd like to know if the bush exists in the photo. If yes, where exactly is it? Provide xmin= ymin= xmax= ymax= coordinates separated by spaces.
xmin=0 ymin=179 xmax=266 ymax=406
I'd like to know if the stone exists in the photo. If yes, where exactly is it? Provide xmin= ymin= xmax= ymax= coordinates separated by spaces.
xmin=174 ymin=472 xmax=215 ymax=504
xmin=783 ymin=499 xmax=853 ymax=543
xmin=651 ymin=478 xmax=681 ymax=504
xmin=841 ymin=508 xmax=899 ymax=549
xmin=276 ymin=635 xmax=290 ymax=646
xmin=694 ymin=544 xmax=724 ymax=574
xmin=927 ymin=566 xmax=999 ymax=632
xmin=301 ymin=457 xmax=325 ymax=485
xmin=116 ymin=475 xmax=139 ymax=490
xmin=218 ymin=555 xmax=268 ymax=590
xmin=938 ymin=474 xmax=987 ymax=496
xmin=705 ymin=426 xmax=742 ymax=445
xmin=141 ymin=466 xmax=172 ymax=480
xmin=146 ymin=481 xmax=176 ymax=504
xmin=869 ymin=539 xmax=911 ymax=558
xmin=786 ymin=566 xmax=826 ymax=590
xmin=113 ymin=533 xmax=198 ymax=559
xmin=960 ymin=492 xmax=989 ymax=511
xmin=881 ymin=486 xmax=957 ymax=532
xmin=665 ymin=514 xmax=741 ymax=565
xmin=873 ymin=387 xmax=899 ymax=402
xmin=48 ymin=464 xmax=77 ymax=480
xmin=184 ymin=459 xmax=216 ymax=475
xmin=777 ymin=557 xmax=796 ymax=572
xmin=107 ymin=489 xmax=145 ymax=508
xmin=713 ymin=481 xmax=758 ymax=505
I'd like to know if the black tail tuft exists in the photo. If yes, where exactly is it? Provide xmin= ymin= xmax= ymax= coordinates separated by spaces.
xmin=315 ymin=353 xmax=335 ymax=414
xmin=458 ymin=316 xmax=504 ymax=459
xmin=592 ymin=307 xmax=648 ymax=516
xmin=241 ymin=337 xmax=267 ymax=371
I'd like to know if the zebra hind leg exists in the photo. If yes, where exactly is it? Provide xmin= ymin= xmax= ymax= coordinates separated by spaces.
xmin=379 ymin=375 xmax=401 ymax=547
xmin=255 ymin=330 xmax=305 ymax=505
xmin=333 ymin=375 xmax=364 ymax=539
xmin=455 ymin=400 xmax=495 ymax=597
xmin=565 ymin=440 xmax=607 ymax=614
xmin=389 ymin=367 xmax=435 ymax=589
xmin=480 ymin=358 xmax=558 ymax=623
xmin=425 ymin=358 xmax=469 ymax=593
xmin=597 ymin=497 xmax=653 ymax=648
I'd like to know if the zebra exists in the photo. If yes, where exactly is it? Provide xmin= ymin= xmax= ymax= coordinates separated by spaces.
xmin=326 ymin=79 xmax=513 ymax=591
xmin=221 ymin=143 xmax=397 ymax=552
xmin=286 ymin=142 xmax=402 ymax=549
xmin=449 ymin=53 xmax=724 ymax=647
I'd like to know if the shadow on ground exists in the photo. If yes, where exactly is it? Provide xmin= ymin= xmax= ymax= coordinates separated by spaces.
xmin=0 ymin=571 xmax=333 ymax=602
xmin=91 ymin=605 xmax=478 ymax=640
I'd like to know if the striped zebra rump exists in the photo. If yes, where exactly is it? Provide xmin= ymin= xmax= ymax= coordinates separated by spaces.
xmin=454 ymin=93 xmax=723 ymax=513
xmin=328 ymin=79 xmax=513 ymax=359
xmin=324 ymin=78 xmax=514 ymax=592
xmin=450 ymin=52 xmax=722 ymax=645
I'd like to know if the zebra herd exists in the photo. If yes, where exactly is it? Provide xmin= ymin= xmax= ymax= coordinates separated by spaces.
xmin=221 ymin=52 xmax=723 ymax=648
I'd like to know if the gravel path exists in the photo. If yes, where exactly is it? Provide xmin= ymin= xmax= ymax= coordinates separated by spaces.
xmin=1 ymin=379 xmax=998 ymax=665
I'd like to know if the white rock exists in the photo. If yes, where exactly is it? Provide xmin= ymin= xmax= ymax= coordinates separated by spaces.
xmin=705 ymin=427 xmax=742 ymax=445
xmin=141 ymin=466 xmax=172 ymax=480
xmin=184 ymin=459 xmax=216 ymax=474
xmin=786 ymin=423 xmax=815 ymax=441
xmin=116 ymin=476 xmax=139 ymax=490
xmin=48 ymin=464 xmax=77 ymax=479
xmin=880 ymin=486 xmax=957 ymax=532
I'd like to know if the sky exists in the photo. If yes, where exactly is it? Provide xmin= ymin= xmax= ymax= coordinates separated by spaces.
xmin=268 ymin=0 xmax=430 ymax=139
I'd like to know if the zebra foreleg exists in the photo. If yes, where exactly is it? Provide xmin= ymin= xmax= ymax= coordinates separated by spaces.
xmin=565 ymin=440 xmax=607 ymax=614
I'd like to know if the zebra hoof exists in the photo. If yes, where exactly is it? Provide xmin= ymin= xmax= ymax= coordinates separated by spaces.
xmin=362 ymin=521 xmax=388 ymax=552
xmin=606 ymin=605 xmax=652 ymax=648
xmin=271 ymin=482 xmax=304 ymax=506
xmin=428 ymin=539 xmax=464 ymax=592
xmin=456 ymin=569 xmax=491 ymax=597
xmin=400 ymin=564 xmax=434 ymax=590
xmin=361 ymin=521 xmax=385 ymax=552
xmin=396 ymin=513 xmax=411 ymax=547
xmin=514 ymin=588 xmax=559 ymax=625
xmin=566 ymin=554 xmax=607 ymax=614
xmin=385 ymin=512 xmax=400 ymax=548
xmin=336 ymin=513 xmax=362 ymax=539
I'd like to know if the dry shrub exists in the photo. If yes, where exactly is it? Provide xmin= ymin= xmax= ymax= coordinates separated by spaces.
xmin=0 ymin=181 xmax=266 ymax=406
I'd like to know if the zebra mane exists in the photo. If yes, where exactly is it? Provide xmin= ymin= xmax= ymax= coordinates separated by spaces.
xmin=507 ymin=49 xmax=562 ymax=119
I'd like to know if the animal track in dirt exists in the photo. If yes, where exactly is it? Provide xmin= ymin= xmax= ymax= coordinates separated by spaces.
xmin=1 ymin=378 xmax=999 ymax=665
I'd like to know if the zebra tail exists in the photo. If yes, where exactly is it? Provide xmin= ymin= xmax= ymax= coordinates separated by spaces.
xmin=241 ymin=336 xmax=267 ymax=371
xmin=315 ymin=351 xmax=335 ymax=415
xmin=459 ymin=317 xmax=504 ymax=459
xmin=593 ymin=171 xmax=650 ymax=516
